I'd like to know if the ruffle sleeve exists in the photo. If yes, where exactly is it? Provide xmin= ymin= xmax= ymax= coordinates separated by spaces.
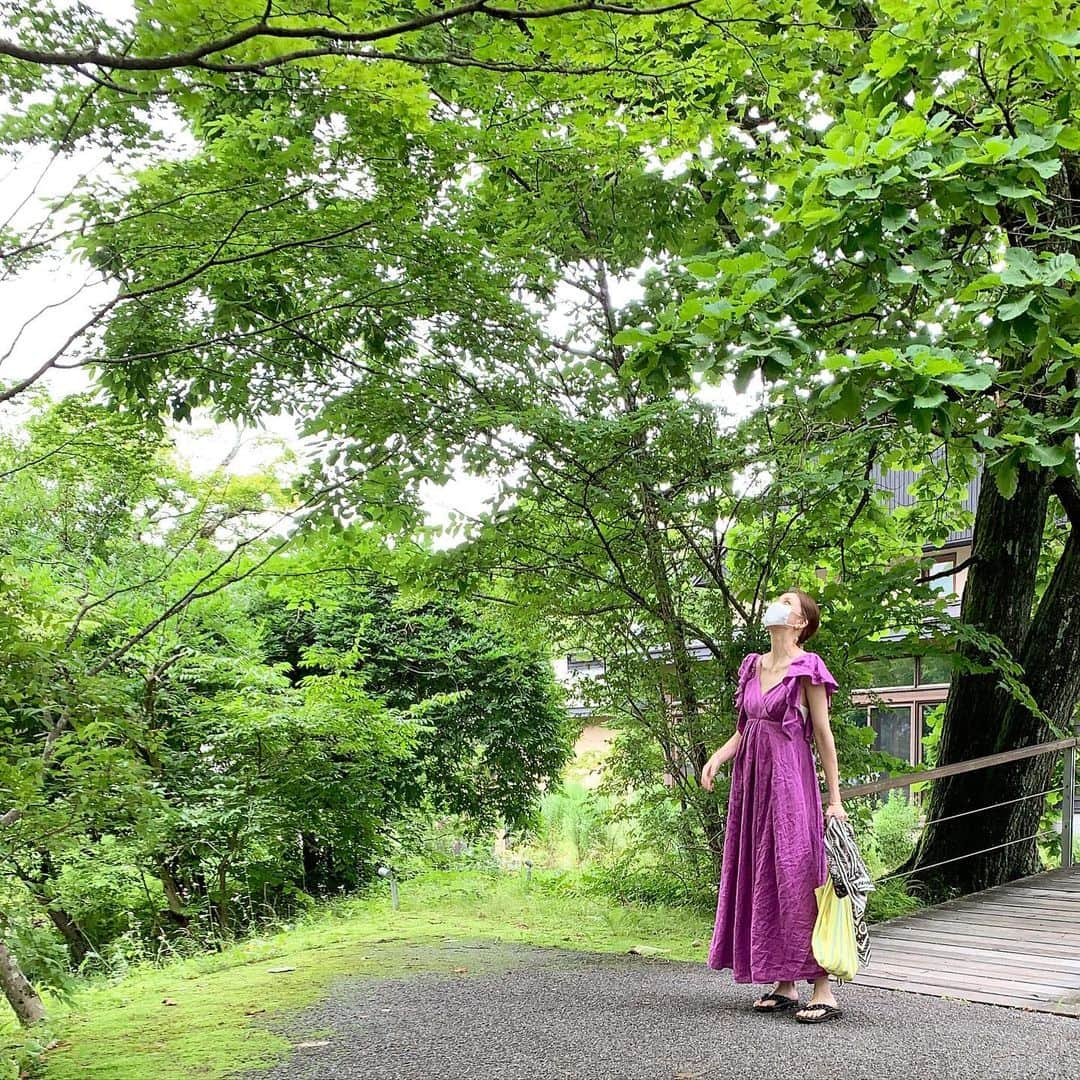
xmin=787 ymin=652 xmax=839 ymax=698
xmin=733 ymin=652 xmax=757 ymax=733
xmin=783 ymin=652 xmax=839 ymax=741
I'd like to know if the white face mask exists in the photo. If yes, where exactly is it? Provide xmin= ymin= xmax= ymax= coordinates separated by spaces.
xmin=762 ymin=599 xmax=799 ymax=629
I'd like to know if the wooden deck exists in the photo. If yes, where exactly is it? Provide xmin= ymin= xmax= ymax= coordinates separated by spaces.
xmin=854 ymin=865 xmax=1080 ymax=1016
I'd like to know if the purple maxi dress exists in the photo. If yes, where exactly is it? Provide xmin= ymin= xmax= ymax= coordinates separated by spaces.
xmin=707 ymin=650 xmax=840 ymax=984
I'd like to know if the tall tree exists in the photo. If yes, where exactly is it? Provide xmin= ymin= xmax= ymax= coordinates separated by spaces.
xmin=636 ymin=0 xmax=1080 ymax=894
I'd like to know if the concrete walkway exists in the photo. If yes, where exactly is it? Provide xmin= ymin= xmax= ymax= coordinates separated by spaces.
xmin=248 ymin=939 xmax=1080 ymax=1080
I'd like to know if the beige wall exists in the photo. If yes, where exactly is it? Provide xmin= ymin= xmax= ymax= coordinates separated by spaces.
xmin=574 ymin=722 xmax=615 ymax=757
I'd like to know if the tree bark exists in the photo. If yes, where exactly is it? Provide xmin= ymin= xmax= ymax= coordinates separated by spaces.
xmin=966 ymin=518 xmax=1080 ymax=880
xmin=46 ymin=907 xmax=89 ymax=968
xmin=0 ymin=940 xmax=46 ymax=1027
xmin=158 ymin=861 xmax=192 ymax=926
xmin=11 ymin=853 xmax=92 ymax=968
xmin=901 ymin=461 xmax=1080 ymax=895
xmin=636 ymin=466 xmax=727 ymax=870
xmin=216 ymin=861 xmax=230 ymax=934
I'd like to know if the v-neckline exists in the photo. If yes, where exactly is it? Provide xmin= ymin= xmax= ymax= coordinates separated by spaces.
xmin=755 ymin=651 xmax=804 ymax=696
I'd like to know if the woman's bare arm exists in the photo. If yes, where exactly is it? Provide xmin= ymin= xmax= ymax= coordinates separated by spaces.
xmin=807 ymin=681 xmax=846 ymax=816
xmin=701 ymin=730 xmax=742 ymax=790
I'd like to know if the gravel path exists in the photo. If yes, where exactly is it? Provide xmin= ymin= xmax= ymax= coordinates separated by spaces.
xmin=247 ymin=939 xmax=1080 ymax=1080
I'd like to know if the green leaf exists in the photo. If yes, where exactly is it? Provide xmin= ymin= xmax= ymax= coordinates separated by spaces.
xmin=801 ymin=206 xmax=843 ymax=225
xmin=826 ymin=177 xmax=861 ymax=196
xmin=685 ymin=261 xmax=718 ymax=278
xmin=997 ymin=294 xmax=1035 ymax=320
xmin=613 ymin=327 xmax=652 ymax=346
xmin=887 ymin=265 xmax=919 ymax=284
xmin=1001 ymin=248 xmax=1040 ymax=282
xmin=911 ymin=408 xmax=934 ymax=434
xmin=913 ymin=389 xmax=948 ymax=408
xmin=1013 ymin=313 xmax=1040 ymax=346
xmin=995 ymin=184 xmax=1042 ymax=200
xmin=992 ymin=461 xmax=1019 ymax=499
xmin=1028 ymin=158 xmax=1063 ymax=178
xmin=940 ymin=369 xmax=993 ymax=391
xmin=733 ymin=360 xmax=758 ymax=393
xmin=1044 ymin=254 xmax=1078 ymax=285
xmin=1026 ymin=444 xmax=1068 ymax=468
xmin=881 ymin=205 xmax=909 ymax=230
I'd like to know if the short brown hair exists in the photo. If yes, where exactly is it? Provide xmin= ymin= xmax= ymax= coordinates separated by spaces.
xmin=790 ymin=588 xmax=821 ymax=644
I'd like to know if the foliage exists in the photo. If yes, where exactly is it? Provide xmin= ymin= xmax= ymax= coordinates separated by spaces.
xmin=0 ymin=398 xmax=570 ymax=1022
xmin=869 ymin=791 xmax=923 ymax=873
xmin=865 ymin=878 xmax=925 ymax=924
xmin=5 ymin=0 xmax=1079 ymax=1028
xmin=4 ymin=0 xmax=1038 ymax=926
xmin=534 ymin=781 xmax=614 ymax=867
xmin=260 ymin=564 xmax=576 ymax=841
xmin=920 ymin=703 xmax=946 ymax=769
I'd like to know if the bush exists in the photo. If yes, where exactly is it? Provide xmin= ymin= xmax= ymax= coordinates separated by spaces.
xmin=865 ymin=877 xmax=924 ymax=923
xmin=581 ymin=857 xmax=717 ymax=910
xmin=534 ymin=781 xmax=616 ymax=865
xmin=393 ymin=811 xmax=503 ymax=878
xmin=870 ymin=790 xmax=921 ymax=871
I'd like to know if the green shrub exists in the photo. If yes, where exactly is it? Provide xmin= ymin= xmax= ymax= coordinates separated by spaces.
xmin=393 ymin=811 xmax=503 ymax=878
xmin=865 ymin=877 xmax=924 ymax=922
xmin=578 ymin=844 xmax=717 ymax=910
xmin=870 ymin=790 xmax=921 ymax=871
xmin=535 ymin=781 xmax=614 ymax=865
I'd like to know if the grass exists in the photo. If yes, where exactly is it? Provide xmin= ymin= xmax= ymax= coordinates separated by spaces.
xmin=2 ymin=869 xmax=716 ymax=1080
xmin=865 ymin=876 xmax=925 ymax=922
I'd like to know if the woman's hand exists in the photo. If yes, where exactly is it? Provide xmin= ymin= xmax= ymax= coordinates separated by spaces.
xmin=701 ymin=751 xmax=724 ymax=791
xmin=702 ymin=733 xmax=740 ymax=790
xmin=824 ymin=801 xmax=848 ymax=821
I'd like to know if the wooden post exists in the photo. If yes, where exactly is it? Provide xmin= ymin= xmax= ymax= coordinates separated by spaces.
xmin=1063 ymin=724 xmax=1078 ymax=870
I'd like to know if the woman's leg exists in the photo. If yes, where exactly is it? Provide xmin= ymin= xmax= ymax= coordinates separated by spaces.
xmin=754 ymin=980 xmax=798 ymax=1008
xmin=795 ymin=975 xmax=838 ymax=1019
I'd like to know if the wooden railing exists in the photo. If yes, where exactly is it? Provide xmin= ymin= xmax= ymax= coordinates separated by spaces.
xmin=838 ymin=724 xmax=1080 ymax=874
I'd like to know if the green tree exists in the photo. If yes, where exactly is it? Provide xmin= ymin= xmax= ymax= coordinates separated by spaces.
xmin=631 ymin=0 xmax=1080 ymax=896
xmin=0 ymin=397 xmax=571 ymax=1026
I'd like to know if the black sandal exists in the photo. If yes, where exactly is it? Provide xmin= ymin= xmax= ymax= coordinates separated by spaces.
xmin=795 ymin=1003 xmax=842 ymax=1024
xmin=752 ymin=992 xmax=799 ymax=1013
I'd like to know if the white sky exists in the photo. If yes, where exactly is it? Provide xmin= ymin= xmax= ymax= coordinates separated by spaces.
xmin=0 ymin=3 xmax=756 ymax=547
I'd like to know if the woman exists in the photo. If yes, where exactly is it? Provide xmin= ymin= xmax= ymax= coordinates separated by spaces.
xmin=701 ymin=588 xmax=846 ymax=1024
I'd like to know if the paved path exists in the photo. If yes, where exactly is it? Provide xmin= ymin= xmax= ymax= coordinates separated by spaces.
xmin=247 ymin=939 xmax=1080 ymax=1080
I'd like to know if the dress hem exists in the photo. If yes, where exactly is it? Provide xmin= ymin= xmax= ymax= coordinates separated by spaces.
xmin=707 ymin=960 xmax=829 ymax=983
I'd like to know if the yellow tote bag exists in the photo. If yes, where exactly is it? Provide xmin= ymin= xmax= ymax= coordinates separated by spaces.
xmin=811 ymin=877 xmax=858 ymax=982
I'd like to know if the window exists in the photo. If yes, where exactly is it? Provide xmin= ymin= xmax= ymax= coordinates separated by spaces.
xmin=869 ymin=705 xmax=914 ymax=765
xmin=918 ymin=653 xmax=953 ymax=685
xmin=923 ymin=554 xmax=956 ymax=597
xmin=857 ymin=656 xmax=916 ymax=689
xmin=919 ymin=701 xmax=944 ymax=768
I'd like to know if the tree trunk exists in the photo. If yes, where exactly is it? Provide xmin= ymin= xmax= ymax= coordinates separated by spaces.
xmin=901 ymin=462 xmax=1078 ymax=896
xmin=0 ymin=940 xmax=46 ymax=1027
xmin=216 ymin=861 xmax=229 ymax=934
xmin=637 ymin=476 xmax=727 ymax=871
xmin=962 ymin=518 xmax=1080 ymax=881
xmin=47 ymin=907 xmax=89 ymax=968
xmin=29 ymin=851 xmax=91 ymax=967
xmin=158 ymin=861 xmax=192 ymax=926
